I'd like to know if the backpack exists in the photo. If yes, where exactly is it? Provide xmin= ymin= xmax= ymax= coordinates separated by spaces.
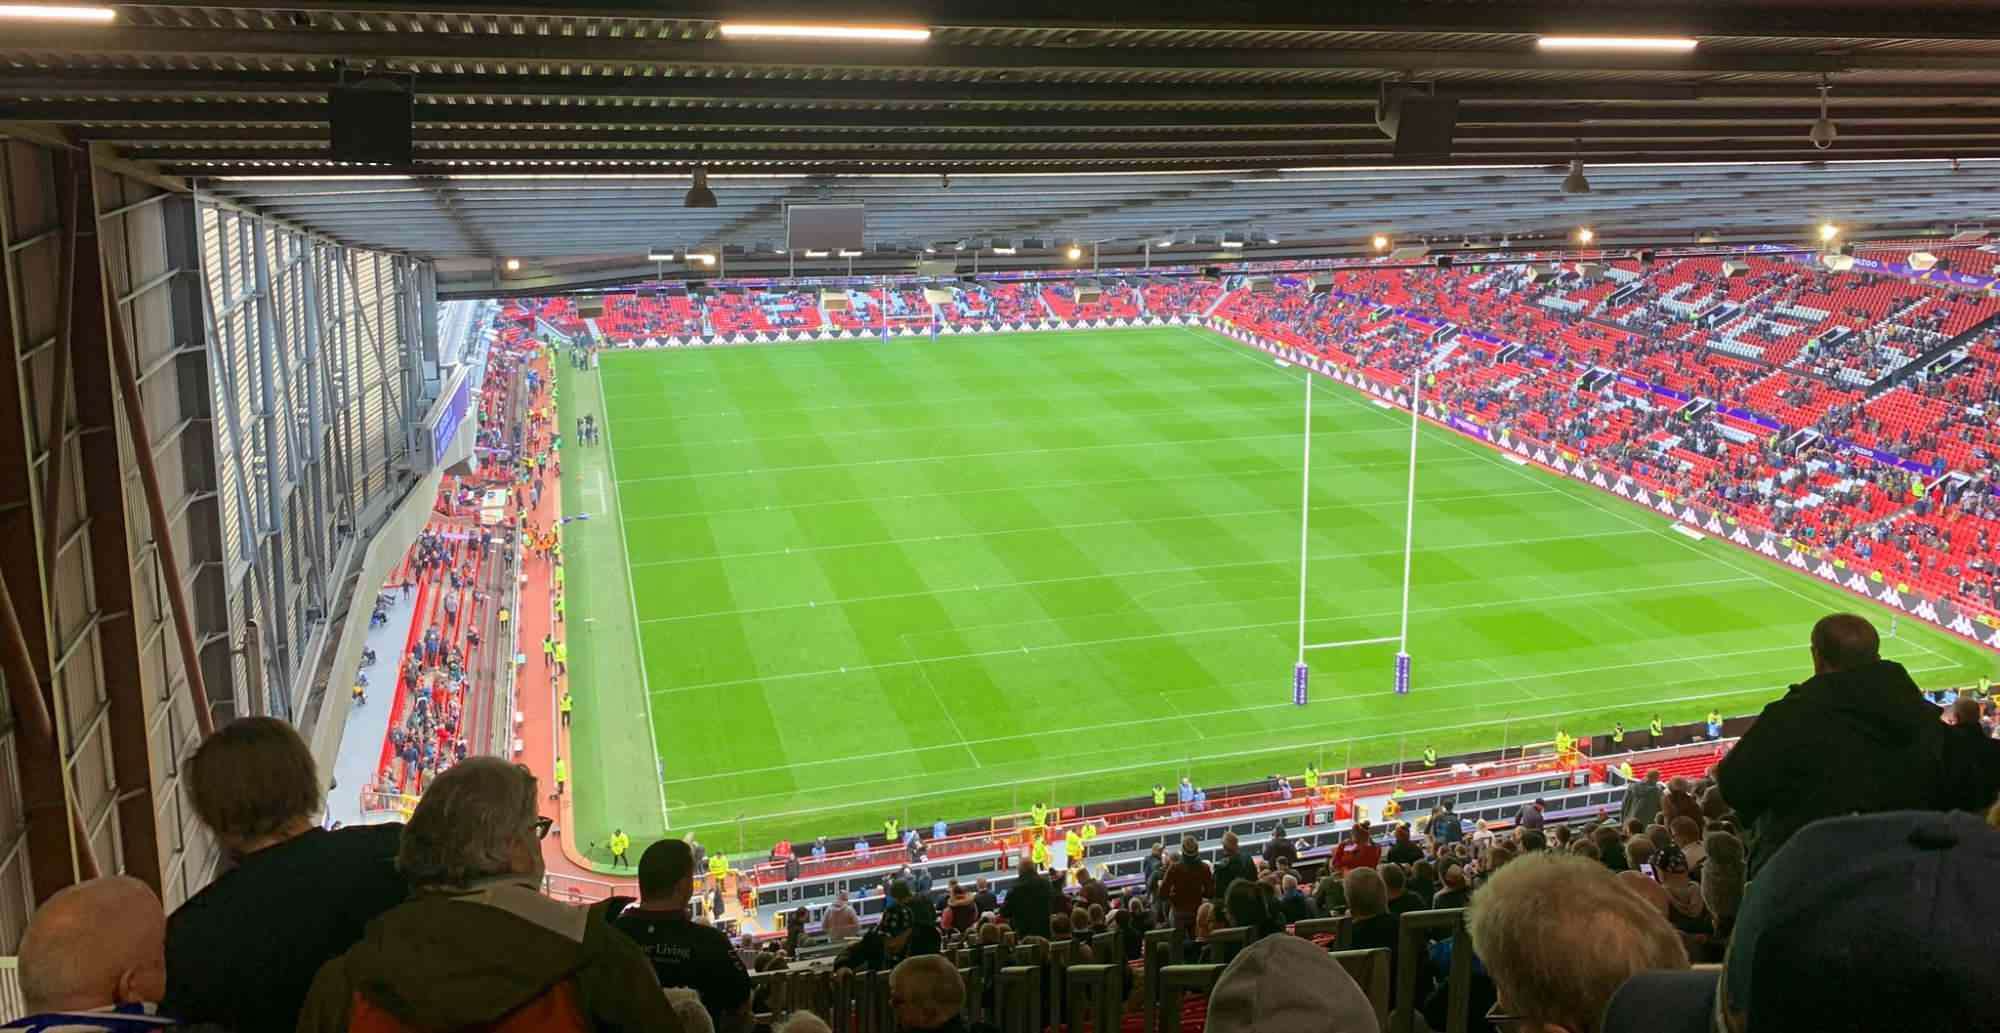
xmin=344 ymin=900 xmax=620 ymax=1033
xmin=348 ymin=982 xmax=590 ymax=1033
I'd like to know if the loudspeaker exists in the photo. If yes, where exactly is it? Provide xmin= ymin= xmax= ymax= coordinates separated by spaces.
xmin=329 ymin=77 xmax=414 ymax=166
xmin=577 ymin=296 xmax=605 ymax=319
xmin=1634 ymin=249 xmax=1657 ymax=265
xmin=1433 ymin=255 xmax=1455 ymax=269
xmin=1377 ymin=88 xmax=1459 ymax=160
xmin=1721 ymin=259 xmax=1750 ymax=278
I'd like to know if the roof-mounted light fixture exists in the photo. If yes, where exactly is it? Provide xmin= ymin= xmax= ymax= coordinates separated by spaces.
xmin=1537 ymin=35 xmax=1698 ymax=52
xmin=0 ymin=4 xmax=117 ymax=22
xmin=719 ymin=23 xmax=931 ymax=42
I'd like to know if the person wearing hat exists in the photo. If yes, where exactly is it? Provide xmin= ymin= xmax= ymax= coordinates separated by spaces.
xmin=1158 ymin=835 xmax=1214 ymax=936
xmin=1600 ymin=810 xmax=2000 ymax=1033
xmin=1202 ymin=930 xmax=1379 ymax=1033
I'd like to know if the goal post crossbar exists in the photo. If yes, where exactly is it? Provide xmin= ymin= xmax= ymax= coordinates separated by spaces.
xmin=1302 ymin=635 xmax=1400 ymax=653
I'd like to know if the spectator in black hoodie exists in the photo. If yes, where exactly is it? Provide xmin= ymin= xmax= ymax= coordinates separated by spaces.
xmin=1717 ymin=613 xmax=2000 ymax=874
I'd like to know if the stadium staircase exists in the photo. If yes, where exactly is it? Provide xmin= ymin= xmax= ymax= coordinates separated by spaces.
xmin=1866 ymin=309 xmax=2000 ymax=397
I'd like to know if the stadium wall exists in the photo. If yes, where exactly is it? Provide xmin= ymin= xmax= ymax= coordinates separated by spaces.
xmin=1207 ymin=319 xmax=2000 ymax=654
xmin=193 ymin=201 xmax=436 ymax=765
xmin=0 ymin=135 xmax=251 ymax=936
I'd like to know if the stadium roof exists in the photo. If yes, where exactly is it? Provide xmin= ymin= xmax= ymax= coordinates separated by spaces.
xmin=11 ymin=1 xmax=2000 ymax=290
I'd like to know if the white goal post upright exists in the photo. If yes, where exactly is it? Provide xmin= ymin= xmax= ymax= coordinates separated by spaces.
xmin=1292 ymin=358 xmax=1422 ymax=702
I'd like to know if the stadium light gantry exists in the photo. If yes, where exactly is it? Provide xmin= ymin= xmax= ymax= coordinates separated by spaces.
xmin=504 ymin=258 xmax=520 ymax=271
xmin=1066 ymin=245 xmax=1082 ymax=261
xmin=1372 ymin=234 xmax=1391 ymax=252
xmin=1819 ymin=222 xmax=1841 ymax=242
xmin=1576 ymin=227 xmax=1595 ymax=244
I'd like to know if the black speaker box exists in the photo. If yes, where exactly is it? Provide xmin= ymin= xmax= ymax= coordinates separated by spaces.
xmin=330 ymin=78 xmax=414 ymax=166
xmin=1390 ymin=97 xmax=1460 ymax=160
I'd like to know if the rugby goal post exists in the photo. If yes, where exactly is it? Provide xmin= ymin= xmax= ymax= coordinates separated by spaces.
xmin=1292 ymin=361 xmax=1422 ymax=702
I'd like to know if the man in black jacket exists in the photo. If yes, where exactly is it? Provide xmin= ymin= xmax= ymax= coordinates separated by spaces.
xmin=1716 ymin=613 xmax=1998 ymax=874
xmin=998 ymin=861 xmax=1053 ymax=938
xmin=1211 ymin=832 xmax=1258 ymax=905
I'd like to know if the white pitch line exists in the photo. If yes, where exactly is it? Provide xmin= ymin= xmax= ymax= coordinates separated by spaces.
xmin=614 ymin=424 xmax=1411 ymax=485
xmin=660 ymin=631 xmax=1795 ymax=784
xmin=615 ymin=399 xmax=1350 ymax=454
xmin=604 ymin=325 xmax=1242 ymax=386
xmin=664 ymin=662 xmax=1960 ymax=824
xmin=914 ymin=663 xmax=984 ymax=768
xmin=611 ymin=376 xmax=1292 ymax=426
xmin=639 ymin=525 xmax=1650 ymax=629
xmin=620 ymin=450 xmax=1506 ymax=526
xmin=629 ymin=487 xmax=1559 ymax=569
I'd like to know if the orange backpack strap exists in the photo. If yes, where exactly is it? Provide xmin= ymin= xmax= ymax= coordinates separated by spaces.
xmin=346 ymin=980 xmax=589 ymax=1033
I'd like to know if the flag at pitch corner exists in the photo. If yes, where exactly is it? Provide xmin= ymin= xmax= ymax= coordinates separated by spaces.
xmin=929 ymin=308 xmax=941 ymax=344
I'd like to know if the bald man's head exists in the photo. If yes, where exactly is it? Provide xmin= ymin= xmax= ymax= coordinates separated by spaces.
xmin=889 ymin=954 xmax=964 ymax=1030
xmin=18 ymin=876 xmax=166 ymax=1013
xmin=1810 ymin=613 xmax=1879 ymax=674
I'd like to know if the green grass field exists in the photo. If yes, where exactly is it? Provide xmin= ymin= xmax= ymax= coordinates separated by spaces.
xmin=556 ymin=327 xmax=1994 ymax=860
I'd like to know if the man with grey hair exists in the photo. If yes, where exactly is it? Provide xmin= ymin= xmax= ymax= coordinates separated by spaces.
xmin=888 ymin=955 xmax=971 ymax=1032
xmin=2 ymin=877 xmax=177 ymax=1031
xmin=296 ymin=758 xmax=683 ymax=1032
xmin=1467 ymin=853 xmax=1688 ymax=1032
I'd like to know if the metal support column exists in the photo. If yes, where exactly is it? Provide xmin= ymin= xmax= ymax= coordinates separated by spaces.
xmin=72 ymin=157 xmax=162 ymax=889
